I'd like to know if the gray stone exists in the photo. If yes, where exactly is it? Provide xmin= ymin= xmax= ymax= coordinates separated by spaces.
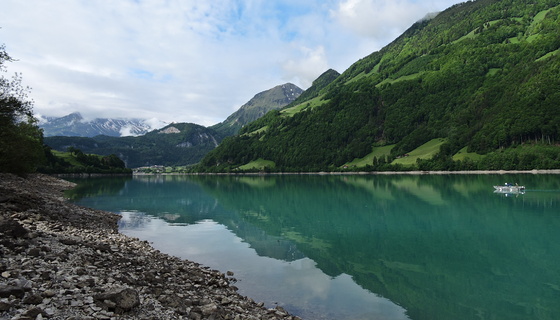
xmin=42 ymin=290 xmax=56 ymax=298
xmin=22 ymin=306 xmax=43 ymax=318
xmin=0 ymin=217 xmax=28 ymax=238
xmin=201 ymin=302 xmax=218 ymax=315
xmin=0 ymin=284 xmax=25 ymax=298
xmin=27 ymin=248 xmax=41 ymax=257
xmin=0 ymin=298 xmax=13 ymax=311
xmin=22 ymin=293 xmax=43 ymax=305
xmin=95 ymin=288 xmax=139 ymax=312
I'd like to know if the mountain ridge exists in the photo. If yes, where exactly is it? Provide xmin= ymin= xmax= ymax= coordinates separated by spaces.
xmin=197 ymin=0 xmax=560 ymax=172
xmin=210 ymin=83 xmax=302 ymax=137
xmin=43 ymin=83 xmax=302 ymax=167
xmin=39 ymin=112 xmax=162 ymax=137
xmin=44 ymin=122 xmax=220 ymax=168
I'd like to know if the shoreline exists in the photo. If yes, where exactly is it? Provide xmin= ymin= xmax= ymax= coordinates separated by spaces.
xmin=0 ymin=173 xmax=301 ymax=320
xmin=133 ymin=169 xmax=560 ymax=176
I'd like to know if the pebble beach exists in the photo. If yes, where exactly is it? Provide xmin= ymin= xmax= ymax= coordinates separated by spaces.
xmin=0 ymin=173 xmax=301 ymax=320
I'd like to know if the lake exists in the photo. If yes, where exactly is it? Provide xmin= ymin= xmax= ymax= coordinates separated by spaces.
xmin=66 ymin=173 xmax=560 ymax=320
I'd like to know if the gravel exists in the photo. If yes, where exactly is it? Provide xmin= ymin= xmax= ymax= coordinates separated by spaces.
xmin=0 ymin=173 xmax=301 ymax=320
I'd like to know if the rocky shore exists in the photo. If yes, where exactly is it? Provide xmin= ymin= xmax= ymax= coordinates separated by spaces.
xmin=0 ymin=174 xmax=301 ymax=320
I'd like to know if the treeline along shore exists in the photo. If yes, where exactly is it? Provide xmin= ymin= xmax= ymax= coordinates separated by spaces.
xmin=0 ymin=173 xmax=301 ymax=320
xmin=133 ymin=169 xmax=560 ymax=176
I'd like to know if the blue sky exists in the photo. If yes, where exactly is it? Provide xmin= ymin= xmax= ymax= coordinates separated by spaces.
xmin=0 ymin=0 xmax=463 ymax=128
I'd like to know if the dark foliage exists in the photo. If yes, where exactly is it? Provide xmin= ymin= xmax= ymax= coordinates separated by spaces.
xmin=38 ymin=147 xmax=131 ymax=174
xmin=0 ymin=45 xmax=44 ymax=175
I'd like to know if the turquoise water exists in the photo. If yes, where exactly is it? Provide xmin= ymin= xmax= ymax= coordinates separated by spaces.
xmin=67 ymin=174 xmax=560 ymax=320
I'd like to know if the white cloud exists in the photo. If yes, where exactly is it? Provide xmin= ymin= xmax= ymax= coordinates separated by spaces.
xmin=282 ymin=46 xmax=329 ymax=88
xmin=0 ymin=0 xmax=463 ymax=127
xmin=332 ymin=0 xmax=453 ymax=40
xmin=144 ymin=117 xmax=168 ymax=129
xmin=119 ymin=125 xmax=138 ymax=137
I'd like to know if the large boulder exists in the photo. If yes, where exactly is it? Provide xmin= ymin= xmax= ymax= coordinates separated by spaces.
xmin=94 ymin=288 xmax=140 ymax=313
xmin=0 ymin=217 xmax=28 ymax=238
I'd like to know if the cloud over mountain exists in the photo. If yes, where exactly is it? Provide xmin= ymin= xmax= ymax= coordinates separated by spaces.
xmin=1 ymin=0 xmax=461 ymax=126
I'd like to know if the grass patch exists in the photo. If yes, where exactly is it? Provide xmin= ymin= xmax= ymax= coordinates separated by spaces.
xmin=452 ymin=28 xmax=479 ymax=44
xmin=51 ymin=150 xmax=80 ymax=166
xmin=244 ymin=125 xmax=269 ymax=137
xmin=280 ymin=103 xmax=308 ymax=117
xmin=526 ymin=7 xmax=555 ymax=42
xmin=453 ymin=19 xmax=502 ymax=44
xmin=344 ymin=145 xmax=394 ymax=168
xmin=51 ymin=150 xmax=101 ymax=167
xmin=526 ymin=34 xmax=540 ymax=43
xmin=372 ymin=62 xmax=381 ymax=73
xmin=237 ymin=158 xmax=276 ymax=171
xmin=345 ymin=71 xmax=367 ymax=85
xmin=486 ymin=68 xmax=501 ymax=76
xmin=453 ymin=31 xmax=476 ymax=44
xmin=392 ymin=138 xmax=446 ymax=166
xmin=536 ymin=49 xmax=560 ymax=62
xmin=531 ymin=8 xmax=552 ymax=26
xmin=452 ymin=147 xmax=486 ymax=161
xmin=376 ymin=72 xmax=424 ymax=87
xmin=347 ymin=62 xmax=382 ymax=86
xmin=280 ymin=96 xmax=329 ymax=117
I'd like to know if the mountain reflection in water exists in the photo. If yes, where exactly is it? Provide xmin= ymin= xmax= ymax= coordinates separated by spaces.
xmin=67 ymin=174 xmax=560 ymax=320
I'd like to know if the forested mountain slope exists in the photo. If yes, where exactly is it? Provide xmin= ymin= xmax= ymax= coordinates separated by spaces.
xmin=198 ymin=0 xmax=560 ymax=172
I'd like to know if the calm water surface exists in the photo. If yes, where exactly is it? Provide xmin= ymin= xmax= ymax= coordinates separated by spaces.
xmin=66 ymin=174 xmax=560 ymax=320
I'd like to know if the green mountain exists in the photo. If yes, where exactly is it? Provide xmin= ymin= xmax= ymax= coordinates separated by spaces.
xmin=43 ymin=83 xmax=302 ymax=168
xmin=287 ymin=69 xmax=340 ymax=103
xmin=197 ymin=0 xmax=560 ymax=172
xmin=44 ymin=123 xmax=220 ymax=168
xmin=210 ymin=83 xmax=303 ymax=137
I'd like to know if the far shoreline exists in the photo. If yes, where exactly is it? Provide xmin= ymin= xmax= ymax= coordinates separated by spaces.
xmin=132 ymin=169 xmax=560 ymax=176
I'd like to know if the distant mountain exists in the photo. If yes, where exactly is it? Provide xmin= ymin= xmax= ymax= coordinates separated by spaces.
xmin=44 ymin=123 xmax=220 ymax=168
xmin=39 ymin=112 xmax=159 ymax=137
xmin=42 ymin=83 xmax=304 ymax=167
xmin=210 ymin=83 xmax=303 ymax=137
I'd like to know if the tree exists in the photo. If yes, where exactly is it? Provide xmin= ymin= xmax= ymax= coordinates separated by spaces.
xmin=0 ymin=44 xmax=44 ymax=174
xmin=102 ymin=154 xmax=126 ymax=169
